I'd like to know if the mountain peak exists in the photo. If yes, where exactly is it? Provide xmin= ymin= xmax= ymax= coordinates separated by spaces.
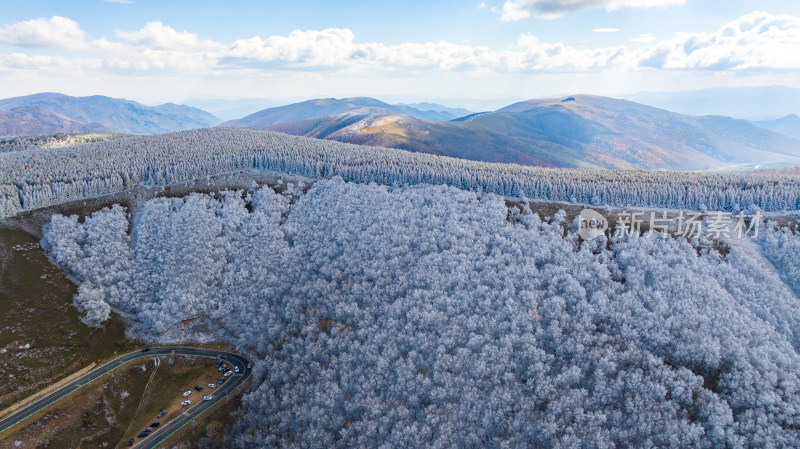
xmin=0 ymin=93 xmax=221 ymax=136
xmin=220 ymin=97 xmax=462 ymax=129
xmin=261 ymin=95 xmax=800 ymax=171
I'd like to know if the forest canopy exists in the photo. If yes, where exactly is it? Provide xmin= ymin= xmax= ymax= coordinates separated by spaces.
xmin=4 ymin=127 xmax=800 ymax=220
xmin=42 ymin=178 xmax=800 ymax=448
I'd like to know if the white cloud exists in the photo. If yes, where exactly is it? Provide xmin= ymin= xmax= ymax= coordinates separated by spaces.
xmin=631 ymin=33 xmax=656 ymax=43
xmin=500 ymin=1 xmax=532 ymax=21
xmin=223 ymin=27 xmax=632 ymax=73
xmin=0 ymin=52 xmax=101 ymax=75
xmin=479 ymin=2 xmax=487 ymax=9
xmin=116 ymin=22 xmax=224 ymax=51
xmin=0 ymin=52 xmax=69 ymax=69
xmin=228 ymin=29 xmax=360 ymax=68
xmin=216 ymin=11 xmax=800 ymax=73
xmin=0 ymin=16 xmax=86 ymax=49
xmin=500 ymin=0 xmax=686 ymax=21
xmin=593 ymin=28 xmax=621 ymax=33
xmin=0 ymin=10 xmax=799 ymax=89
xmin=637 ymin=11 xmax=800 ymax=70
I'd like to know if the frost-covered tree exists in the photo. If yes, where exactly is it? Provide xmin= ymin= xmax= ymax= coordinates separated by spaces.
xmin=4 ymin=127 xmax=800 ymax=221
xmin=43 ymin=178 xmax=800 ymax=448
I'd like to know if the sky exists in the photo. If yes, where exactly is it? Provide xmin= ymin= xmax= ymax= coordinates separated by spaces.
xmin=1 ymin=0 xmax=800 ymax=107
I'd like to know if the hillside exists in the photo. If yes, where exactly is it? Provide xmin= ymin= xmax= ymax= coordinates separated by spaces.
xmin=400 ymin=102 xmax=473 ymax=118
xmin=39 ymin=177 xmax=800 ymax=449
xmin=220 ymin=97 xmax=461 ymax=129
xmin=752 ymin=115 xmax=800 ymax=140
xmin=0 ymin=93 xmax=221 ymax=136
xmin=625 ymin=86 xmax=800 ymax=119
xmin=264 ymin=95 xmax=800 ymax=171
xmin=3 ymin=127 xmax=800 ymax=222
xmin=0 ymin=106 xmax=109 ymax=137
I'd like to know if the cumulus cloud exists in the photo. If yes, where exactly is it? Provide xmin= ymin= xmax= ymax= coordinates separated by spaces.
xmin=223 ymin=27 xmax=630 ymax=72
xmin=631 ymin=33 xmax=656 ymax=43
xmin=0 ymin=16 xmax=86 ymax=49
xmin=228 ymin=29 xmax=361 ymax=68
xmin=220 ymin=11 xmax=800 ymax=73
xmin=0 ymin=11 xmax=798 ymax=80
xmin=501 ymin=0 xmax=686 ymax=20
xmin=0 ymin=53 xmax=70 ymax=69
xmin=116 ymin=22 xmax=224 ymax=51
xmin=0 ymin=52 xmax=101 ymax=75
xmin=637 ymin=11 xmax=800 ymax=70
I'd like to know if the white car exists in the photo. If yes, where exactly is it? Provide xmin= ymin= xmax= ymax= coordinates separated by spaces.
xmin=208 ymin=383 xmax=216 ymax=388
xmin=234 ymin=366 xmax=240 ymax=373
xmin=224 ymin=370 xmax=233 ymax=377
xmin=203 ymin=395 xmax=213 ymax=401
xmin=182 ymin=391 xmax=191 ymax=397
xmin=181 ymin=400 xmax=191 ymax=406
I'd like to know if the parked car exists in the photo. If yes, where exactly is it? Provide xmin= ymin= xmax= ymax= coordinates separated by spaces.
xmin=141 ymin=347 xmax=150 ymax=352
xmin=157 ymin=409 xmax=166 ymax=418
xmin=128 ymin=439 xmax=134 ymax=446
xmin=194 ymin=385 xmax=203 ymax=391
xmin=224 ymin=370 xmax=233 ymax=377
xmin=204 ymin=395 xmax=213 ymax=401
xmin=216 ymin=360 xmax=223 ymax=368
xmin=247 ymin=363 xmax=251 ymax=369
xmin=181 ymin=400 xmax=191 ymax=406
xmin=234 ymin=366 xmax=240 ymax=373
xmin=218 ymin=378 xmax=225 ymax=384
xmin=138 ymin=431 xmax=149 ymax=438
xmin=208 ymin=383 xmax=216 ymax=388
xmin=182 ymin=390 xmax=191 ymax=397
xmin=150 ymin=421 xmax=160 ymax=428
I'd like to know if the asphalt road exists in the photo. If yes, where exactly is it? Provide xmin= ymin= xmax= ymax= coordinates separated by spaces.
xmin=0 ymin=346 xmax=252 ymax=448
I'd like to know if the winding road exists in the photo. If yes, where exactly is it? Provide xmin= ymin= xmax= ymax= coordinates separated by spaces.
xmin=0 ymin=346 xmax=252 ymax=448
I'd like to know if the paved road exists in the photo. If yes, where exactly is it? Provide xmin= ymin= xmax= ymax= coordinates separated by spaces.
xmin=0 ymin=346 xmax=252 ymax=448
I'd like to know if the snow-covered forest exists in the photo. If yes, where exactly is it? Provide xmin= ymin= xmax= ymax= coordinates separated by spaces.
xmin=42 ymin=178 xmax=800 ymax=448
xmin=4 ymin=127 xmax=800 ymax=220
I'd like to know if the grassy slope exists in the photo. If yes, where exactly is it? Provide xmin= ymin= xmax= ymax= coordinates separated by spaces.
xmin=0 ymin=226 xmax=127 ymax=410
xmin=0 ymin=356 xmax=217 ymax=448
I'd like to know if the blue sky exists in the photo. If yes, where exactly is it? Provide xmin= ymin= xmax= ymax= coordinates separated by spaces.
xmin=1 ymin=0 xmax=799 ymax=106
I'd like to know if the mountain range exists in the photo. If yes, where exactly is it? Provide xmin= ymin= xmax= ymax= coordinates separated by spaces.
xmin=256 ymin=95 xmax=800 ymax=170
xmin=2 ymin=91 xmax=800 ymax=172
xmin=751 ymin=115 xmax=800 ymax=140
xmin=625 ymin=86 xmax=800 ymax=120
xmin=221 ymin=97 xmax=466 ymax=128
xmin=0 ymin=105 xmax=109 ymax=137
xmin=0 ymin=93 xmax=221 ymax=136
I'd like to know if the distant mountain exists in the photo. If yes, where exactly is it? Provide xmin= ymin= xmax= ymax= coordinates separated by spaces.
xmin=399 ymin=102 xmax=473 ymax=119
xmin=624 ymin=86 xmax=800 ymax=120
xmin=751 ymin=115 xmax=800 ymax=140
xmin=264 ymin=95 xmax=800 ymax=171
xmin=221 ymin=97 xmax=460 ymax=129
xmin=0 ymin=106 xmax=109 ymax=137
xmin=181 ymin=98 xmax=299 ymax=120
xmin=0 ymin=93 xmax=221 ymax=136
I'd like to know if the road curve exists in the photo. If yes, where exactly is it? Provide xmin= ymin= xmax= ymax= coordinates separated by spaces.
xmin=0 ymin=346 xmax=252 ymax=448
